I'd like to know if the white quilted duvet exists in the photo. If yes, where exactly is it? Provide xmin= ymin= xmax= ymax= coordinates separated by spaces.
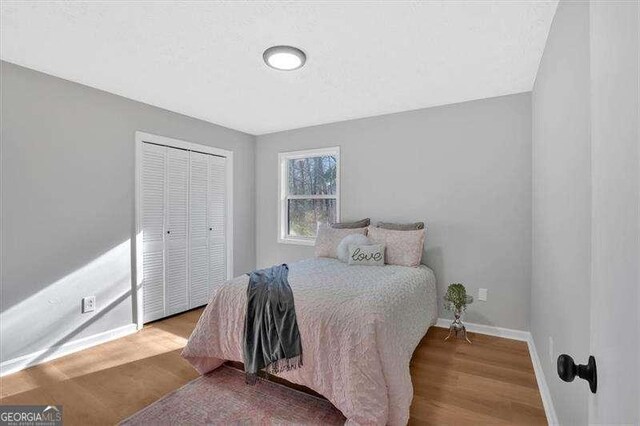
xmin=182 ymin=258 xmax=437 ymax=425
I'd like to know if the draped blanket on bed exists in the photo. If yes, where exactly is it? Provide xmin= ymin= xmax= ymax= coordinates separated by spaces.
xmin=244 ymin=264 xmax=303 ymax=383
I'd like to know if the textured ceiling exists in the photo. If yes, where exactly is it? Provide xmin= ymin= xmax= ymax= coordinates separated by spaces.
xmin=1 ymin=1 xmax=558 ymax=135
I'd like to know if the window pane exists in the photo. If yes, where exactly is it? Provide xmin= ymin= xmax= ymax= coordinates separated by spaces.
xmin=288 ymin=198 xmax=337 ymax=237
xmin=287 ymin=156 xmax=337 ymax=195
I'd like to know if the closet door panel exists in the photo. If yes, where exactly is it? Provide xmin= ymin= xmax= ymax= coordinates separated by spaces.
xmin=165 ymin=148 xmax=190 ymax=316
xmin=209 ymin=242 xmax=226 ymax=290
xmin=141 ymin=143 xmax=166 ymax=322
xmin=141 ymin=141 xmax=228 ymax=322
xmin=208 ymin=156 xmax=227 ymax=291
xmin=189 ymin=152 xmax=210 ymax=308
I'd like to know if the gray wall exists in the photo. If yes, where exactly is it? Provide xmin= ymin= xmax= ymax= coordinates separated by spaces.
xmin=0 ymin=61 xmax=256 ymax=362
xmin=531 ymin=1 xmax=592 ymax=424
xmin=256 ymin=93 xmax=532 ymax=331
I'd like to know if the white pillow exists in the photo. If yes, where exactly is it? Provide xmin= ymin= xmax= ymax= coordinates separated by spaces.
xmin=336 ymin=234 xmax=370 ymax=263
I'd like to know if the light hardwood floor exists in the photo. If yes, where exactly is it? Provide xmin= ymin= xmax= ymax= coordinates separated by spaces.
xmin=0 ymin=308 xmax=546 ymax=425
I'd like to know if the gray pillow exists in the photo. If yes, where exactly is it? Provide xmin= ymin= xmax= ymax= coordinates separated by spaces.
xmin=331 ymin=218 xmax=371 ymax=229
xmin=377 ymin=221 xmax=425 ymax=231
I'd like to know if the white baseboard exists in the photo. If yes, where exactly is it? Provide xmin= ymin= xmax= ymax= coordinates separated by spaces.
xmin=435 ymin=318 xmax=557 ymax=424
xmin=526 ymin=335 xmax=559 ymax=425
xmin=435 ymin=317 xmax=530 ymax=341
xmin=0 ymin=323 xmax=138 ymax=377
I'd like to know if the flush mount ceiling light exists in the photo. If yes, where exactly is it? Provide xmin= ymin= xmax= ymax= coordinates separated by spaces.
xmin=263 ymin=45 xmax=306 ymax=71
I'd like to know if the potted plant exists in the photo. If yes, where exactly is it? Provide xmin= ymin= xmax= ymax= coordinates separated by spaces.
xmin=444 ymin=283 xmax=468 ymax=313
xmin=444 ymin=283 xmax=473 ymax=343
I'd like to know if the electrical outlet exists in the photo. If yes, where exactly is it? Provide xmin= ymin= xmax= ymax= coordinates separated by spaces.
xmin=548 ymin=336 xmax=554 ymax=360
xmin=478 ymin=288 xmax=488 ymax=301
xmin=82 ymin=296 xmax=96 ymax=313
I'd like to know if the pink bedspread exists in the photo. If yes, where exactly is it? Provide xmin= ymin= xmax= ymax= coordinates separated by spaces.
xmin=182 ymin=258 xmax=437 ymax=425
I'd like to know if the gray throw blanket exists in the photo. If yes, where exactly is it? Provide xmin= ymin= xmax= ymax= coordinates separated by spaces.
xmin=243 ymin=264 xmax=303 ymax=384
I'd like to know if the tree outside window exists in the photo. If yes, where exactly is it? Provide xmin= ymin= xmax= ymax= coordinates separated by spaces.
xmin=279 ymin=147 xmax=340 ymax=244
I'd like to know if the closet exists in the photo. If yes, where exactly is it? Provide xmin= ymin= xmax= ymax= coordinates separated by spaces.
xmin=140 ymin=141 xmax=227 ymax=323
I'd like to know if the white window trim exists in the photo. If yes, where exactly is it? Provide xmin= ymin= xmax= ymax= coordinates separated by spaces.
xmin=278 ymin=147 xmax=341 ymax=246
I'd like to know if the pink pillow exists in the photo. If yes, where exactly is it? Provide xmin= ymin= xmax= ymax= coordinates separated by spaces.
xmin=367 ymin=227 xmax=425 ymax=267
xmin=315 ymin=224 xmax=368 ymax=258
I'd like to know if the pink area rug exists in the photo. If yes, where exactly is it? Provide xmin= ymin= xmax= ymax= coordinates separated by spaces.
xmin=120 ymin=366 xmax=345 ymax=425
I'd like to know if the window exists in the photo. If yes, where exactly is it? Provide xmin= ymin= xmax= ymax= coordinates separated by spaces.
xmin=278 ymin=147 xmax=340 ymax=245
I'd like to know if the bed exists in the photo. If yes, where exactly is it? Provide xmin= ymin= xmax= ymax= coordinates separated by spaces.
xmin=182 ymin=257 xmax=437 ymax=425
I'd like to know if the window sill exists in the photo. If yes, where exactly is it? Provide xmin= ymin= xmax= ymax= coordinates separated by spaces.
xmin=277 ymin=237 xmax=316 ymax=246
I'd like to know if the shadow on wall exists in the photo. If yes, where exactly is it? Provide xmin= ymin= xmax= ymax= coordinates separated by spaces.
xmin=423 ymin=245 xmax=444 ymax=317
xmin=0 ymin=240 xmax=133 ymax=363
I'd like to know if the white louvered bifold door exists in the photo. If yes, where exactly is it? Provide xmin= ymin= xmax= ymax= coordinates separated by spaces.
xmin=208 ymin=156 xmax=227 ymax=293
xmin=164 ymin=148 xmax=190 ymax=317
xmin=141 ymin=143 xmax=166 ymax=323
xmin=141 ymin=141 xmax=227 ymax=323
xmin=189 ymin=152 xmax=210 ymax=308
